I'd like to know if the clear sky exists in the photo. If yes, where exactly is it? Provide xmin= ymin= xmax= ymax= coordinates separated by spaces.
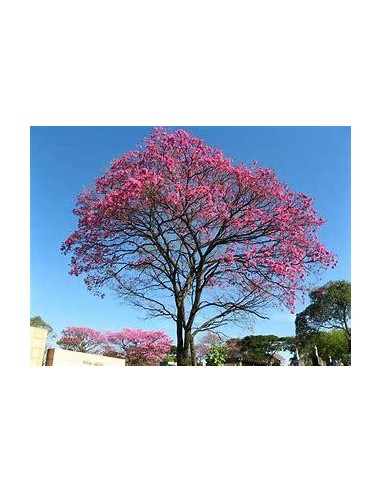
xmin=30 ymin=126 xmax=351 ymax=344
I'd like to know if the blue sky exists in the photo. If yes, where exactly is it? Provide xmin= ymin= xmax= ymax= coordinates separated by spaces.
xmin=30 ymin=126 xmax=350 ymax=344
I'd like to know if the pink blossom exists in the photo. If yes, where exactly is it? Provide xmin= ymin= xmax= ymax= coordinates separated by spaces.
xmin=105 ymin=328 xmax=172 ymax=365
xmin=57 ymin=327 xmax=106 ymax=353
xmin=62 ymin=128 xmax=336 ymax=316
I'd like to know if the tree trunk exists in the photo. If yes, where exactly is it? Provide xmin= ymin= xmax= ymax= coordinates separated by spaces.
xmin=176 ymin=306 xmax=185 ymax=365
xmin=176 ymin=301 xmax=196 ymax=365
xmin=190 ymin=334 xmax=196 ymax=366
xmin=181 ymin=329 xmax=192 ymax=365
xmin=176 ymin=304 xmax=192 ymax=365
xmin=343 ymin=319 xmax=351 ymax=355
xmin=177 ymin=340 xmax=190 ymax=365
xmin=347 ymin=333 xmax=351 ymax=353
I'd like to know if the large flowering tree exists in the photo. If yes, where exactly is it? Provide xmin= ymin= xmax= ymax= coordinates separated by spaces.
xmin=62 ymin=128 xmax=336 ymax=365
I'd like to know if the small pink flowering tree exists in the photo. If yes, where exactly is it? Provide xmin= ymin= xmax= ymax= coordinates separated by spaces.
xmin=105 ymin=328 xmax=172 ymax=365
xmin=195 ymin=332 xmax=223 ymax=364
xmin=62 ymin=128 xmax=336 ymax=365
xmin=57 ymin=327 xmax=106 ymax=353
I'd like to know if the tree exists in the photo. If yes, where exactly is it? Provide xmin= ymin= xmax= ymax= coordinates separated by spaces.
xmin=206 ymin=343 xmax=227 ymax=366
xmin=315 ymin=330 xmax=349 ymax=364
xmin=105 ymin=328 xmax=172 ymax=365
xmin=295 ymin=280 xmax=351 ymax=352
xmin=57 ymin=327 xmax=106 ymax=353
xmin=30 ymin=315 xmax=53 ymax=335
xmin=295 ymin=330 xmax=349 ymax=365
xmin=239 ymin=335 xmax=284 ymax=365
xmin=62 ymin=128 xmax=336 ymax=365
xmin=225 ymin=338 xmax=242 ymax=364
xmin=162 ymin=345 xmax=177 ymax=364
xmin=279 ymin=336 xmax=297 ymax=354
xmin=194 ymin=332 xmax=222 ymax=365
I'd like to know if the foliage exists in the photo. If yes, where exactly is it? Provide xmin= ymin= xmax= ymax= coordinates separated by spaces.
xmin=169 ymin=345 xmax=177 ymax=355
xmin=105 ymin=328 xmax=172 ymax=365
xmin=62 ymin=128 xmax=336 ymax=365
xmin=162 ymin=345 xmax=178 ymax=363
xmin=57 ymin=327 xmax=106 ymax=353
xmin=341 ymin=354 xmax=351 ymax=366
xmin=30 ymin=315 xmax=53 ymax=334
xmin=221 ymin=334 xmax=288 ymax=365
xmin=316 ymin=330 xmax=349 ymax=362
xmin=225 ymin=338 xmax=242 ymax=363
xmin=295 ymin=280 xmax=351 ymax=351
xmin=279 ymin=336 xmax=297 ymax=353
xmin=297 ymin=330 xmax=350 ymax=365
xmin=239 ymin=335 xmax=284 ymax=365
xmin=194 ymin=332 xmax=222 ymax=364
xmin=206 ymin=343 xmax=227 ymax=366
xmin=57 ymin=326 xmax=172 ymax=365
xmin=163 ymin=353 xmax=177 ymax=364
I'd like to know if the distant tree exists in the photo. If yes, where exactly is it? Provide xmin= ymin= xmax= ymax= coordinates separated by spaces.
xmin=57 ymin=327 xmax=106 ymax=353
xmin=163 ymin=344 xmax=178 ymax=363
xmin=105 ymin=328 xmax=172 ymax=365
xmin=279 ymin=336 xmax=297 ymax=353
xmin=315 ymin=330 xmax=349 ymax=364
xmin=295 ymin=280 xmax=351 ymax=352
xmin=169 ymin=344 xmax=177 ymax=355
xmin=194 ymin=332 xmax=222 ymax=365
xmin=239 ymin=335 xmax=283 ymax=365
xmin=206 ymin=343 xmax=227 ymax=366
xmin=225 ymin=338 xmax=242 ymax=364
xmin=296 ymin=330 xmax=350 ymax=365
xmin=30 ymin=315 xmax=53 ymax=335
xmin=162 ymin=345 xmax=178 ymax=364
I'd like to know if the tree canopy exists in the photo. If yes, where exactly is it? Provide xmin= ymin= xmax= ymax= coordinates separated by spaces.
xmin=105 ymin=328 xmax=172 ymax=365
xmin=56 ymin=326 xmax=172 ymax=365
xmin=238 ymin=335 xmax=285 ymax=365
xmin=206 ymin=343 xmax=227 ymax=366
xmin=294 ymin=330 xmax=350 ymax=365
xmin=295 ymin=280 xmax=351 ymax=352
xmin=63 ymin=128 xmax=336 ymax=365
xmin=57 ymin=327 xmax=105 ymax=353
xmin=30 ymin=315 xmax=53 ymax=334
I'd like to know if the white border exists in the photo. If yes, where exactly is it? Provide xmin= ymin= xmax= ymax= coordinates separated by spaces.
xmin=2 ymin=1 xmax=377 ymax=491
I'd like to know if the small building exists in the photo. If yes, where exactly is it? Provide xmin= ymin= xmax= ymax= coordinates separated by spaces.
xmin=45 ymin=348 xmax=125 ymax=366
xmin=30 ymin=326 xmax=48 ymax=366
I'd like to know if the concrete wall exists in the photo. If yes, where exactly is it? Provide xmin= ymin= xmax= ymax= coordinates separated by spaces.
xmin=30 ymin=326 xmax=48 ymax=366
xmin=45 ymin=348 xmax=125 ymax=366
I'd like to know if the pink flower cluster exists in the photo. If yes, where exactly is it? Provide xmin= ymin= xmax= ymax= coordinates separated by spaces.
xmin=57 ymin=327 xmax=106 ymax=353
xmin=105 ymin=328 xmax=172 ymax=365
